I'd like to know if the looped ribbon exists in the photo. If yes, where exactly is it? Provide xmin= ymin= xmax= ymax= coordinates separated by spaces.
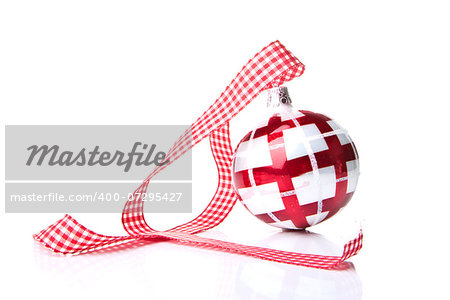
xmin=34 ymin=41 xmax=362 ymax=269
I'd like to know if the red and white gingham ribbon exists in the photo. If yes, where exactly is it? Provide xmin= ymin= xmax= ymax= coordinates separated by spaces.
xmin=34 ymin=41 xmax=362 ymax=269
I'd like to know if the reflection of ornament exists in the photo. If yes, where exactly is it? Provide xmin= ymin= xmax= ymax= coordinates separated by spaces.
xmin=232 ymin=86 xmax=360 ymax=229
xmin=234 ymin=231 xmax=362 ymax=300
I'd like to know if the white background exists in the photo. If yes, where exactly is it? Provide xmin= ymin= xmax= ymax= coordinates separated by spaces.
xmin=1 ymin=0 xmax=449 ymax=299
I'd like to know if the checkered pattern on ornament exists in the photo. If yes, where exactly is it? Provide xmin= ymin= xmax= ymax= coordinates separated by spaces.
xmin=233 ymin=110 xmax=359 ymax=229
xmin=34 ymin=41 xmax=362 ymax=269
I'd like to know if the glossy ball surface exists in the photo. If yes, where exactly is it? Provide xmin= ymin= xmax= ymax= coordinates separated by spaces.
xmin=232 ymin=109 xmax=359 ymax=229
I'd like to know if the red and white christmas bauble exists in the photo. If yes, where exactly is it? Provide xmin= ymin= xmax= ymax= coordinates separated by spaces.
xmin=232 ymin=86 xmax=360 ymax=229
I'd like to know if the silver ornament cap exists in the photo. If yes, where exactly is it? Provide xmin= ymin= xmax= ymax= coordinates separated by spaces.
xmin=266 ymin=86 xmax=292 ymax=108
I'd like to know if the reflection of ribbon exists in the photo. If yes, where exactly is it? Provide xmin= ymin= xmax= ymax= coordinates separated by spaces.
xmin=34 ymin=41 xmax=362 ymax=269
